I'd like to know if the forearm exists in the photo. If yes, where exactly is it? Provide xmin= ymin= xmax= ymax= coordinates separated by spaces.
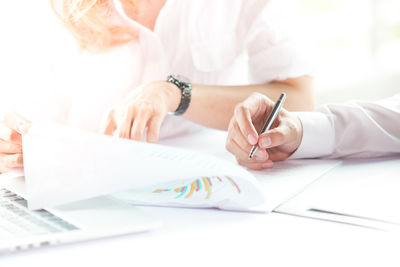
xmin=291 ymin=94 xmax=400 ymax=159
xmin=183 ymin=76 xmax=315 ymax=130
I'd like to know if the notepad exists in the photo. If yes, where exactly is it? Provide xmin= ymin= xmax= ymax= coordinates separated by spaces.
xmin=22 ymin=122 xmax=267 ymax=212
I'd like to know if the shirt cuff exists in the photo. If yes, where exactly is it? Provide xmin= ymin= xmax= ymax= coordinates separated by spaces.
xmin=289 ymin=112 xmax=335 ymax=159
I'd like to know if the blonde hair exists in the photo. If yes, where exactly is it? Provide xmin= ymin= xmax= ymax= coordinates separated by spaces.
xmin=51 ymin=0 xmax=139 ymax=52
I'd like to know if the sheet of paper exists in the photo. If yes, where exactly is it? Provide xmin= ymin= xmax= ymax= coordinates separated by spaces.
xmin=252 ymin=160 xmax=341 ymax=210
xmin=115 ymin=128 xmax=341 ymax=211
xmin=276 ymin=157 xmax=400 ymax=230
xmin=22 ymin=122 xmax=266 ymax=211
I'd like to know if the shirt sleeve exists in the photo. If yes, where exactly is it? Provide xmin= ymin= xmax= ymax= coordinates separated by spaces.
xmin=244 ymin=0 xmax=313 ymax=83
xmin=290 ymin=94 xmax=400 ymax=159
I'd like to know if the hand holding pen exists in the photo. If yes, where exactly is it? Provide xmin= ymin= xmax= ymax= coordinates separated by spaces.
xmin=225 ymin=93 xmax=303 ymax=170
xmin=248 ymin=93 xmax=286 ymax=159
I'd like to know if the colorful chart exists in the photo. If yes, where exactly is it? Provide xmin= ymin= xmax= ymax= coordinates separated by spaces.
xmin=152 ymin=176 xmax=241 ymax=199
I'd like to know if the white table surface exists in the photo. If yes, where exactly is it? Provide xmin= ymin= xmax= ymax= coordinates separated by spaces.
xmin=2 ymin=128 xmax=399 ymax=266
xmin=1 ymin=205 xmax=399 ymax=267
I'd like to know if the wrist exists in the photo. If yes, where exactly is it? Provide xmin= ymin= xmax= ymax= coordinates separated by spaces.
xmin=166 ymin=75 xmax=192 ymax=116
xmin=153 ymin=81 xmax=181 ymax=112
xmin=292 ymin=116 xmax=303 ymax=153
xmin=276 ymin=113 xmax=303 ymax=158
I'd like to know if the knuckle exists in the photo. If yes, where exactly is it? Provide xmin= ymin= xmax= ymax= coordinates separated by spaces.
xmin=8 ymin=130 xmax=19 ymax=142
xmin=231 ymin=121 xmax=244 ymax=137
xmin=238 ymin=104 xmax=247 ymax=114
xmin=128 ymin=103 xmax=138 ymax=113
xmin=141 ymin=102 xmax=153 ymax=109
xmin=227 ymin=117 xmax=236 ymax=129
xmin=234 ymin=103 xmax=245 ymax=116
xmin=287 ymin=122 xmax=296 ymax=133
xmin=231 ymin=120 xmax=240 ymax=130
xmin=229 ymin=124 xmax=238 ymax=138
xmin=241 ymin=100 xmax=254 ymax=111
xmin=249 ymin=92 xmax=259 ymax=98
xmin=250 ymin=92 xmax=267 ymax=106
xmin=274 ymin=131 xmax=285 ymax=141
xmin=137 ymin=102 xmax=154 ymax=113
xmin=250 ymin=92 xmax=263 ymax=99
xmin=289 ymin=119 xmax=301 ymax=133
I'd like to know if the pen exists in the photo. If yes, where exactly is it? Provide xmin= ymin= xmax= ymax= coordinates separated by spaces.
xmin=248 ymin=93 xmax=286 ymax=159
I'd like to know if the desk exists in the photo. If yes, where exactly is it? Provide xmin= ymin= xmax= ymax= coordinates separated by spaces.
xmin=1 ymin=206 xmax=399 ymax=267
xmin=1 ymin=129 xmax=400 ymax=266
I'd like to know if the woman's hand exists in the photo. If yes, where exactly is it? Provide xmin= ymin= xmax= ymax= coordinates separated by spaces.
xmin=226 ymin=93 xmax=303 ymax=170
xmin=0 ymin=113 xmax=31 ymax=173
xmin=100 ymin=81 xmax=181 ymax=143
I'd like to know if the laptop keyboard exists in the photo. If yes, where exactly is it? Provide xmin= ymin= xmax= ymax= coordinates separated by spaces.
xmin=0 ymin=188 xmax=79 ymax=239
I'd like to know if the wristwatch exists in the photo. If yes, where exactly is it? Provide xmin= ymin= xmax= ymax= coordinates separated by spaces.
xmin=167 ymin=75 xmax=192 ymax=116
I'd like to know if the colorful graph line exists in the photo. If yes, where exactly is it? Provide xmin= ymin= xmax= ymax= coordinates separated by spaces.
xmin=152 ymin=176 xmax=241 ymax=199
xmin=226 ymin=176 xmax=241 ymax=193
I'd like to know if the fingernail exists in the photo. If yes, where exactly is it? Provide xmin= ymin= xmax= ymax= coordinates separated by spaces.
xmin=247 ymin=134 xmax=257 ymax=145
xmin=260 ymin=137 xmax=271 ymax=148
xmin=262 ymin=162 xmax=274 ymax=169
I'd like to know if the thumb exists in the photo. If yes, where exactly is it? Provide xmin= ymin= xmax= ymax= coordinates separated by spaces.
xmin=258 ymin=125 xmax=297 ymax=150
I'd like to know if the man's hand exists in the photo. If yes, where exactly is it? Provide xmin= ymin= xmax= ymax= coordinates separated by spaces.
xmin=225 ymin=93 xmax=303 ymax=170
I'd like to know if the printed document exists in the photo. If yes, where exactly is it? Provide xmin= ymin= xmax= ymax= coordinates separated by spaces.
xmin=22 ymin=123 xmax=266 ymax=211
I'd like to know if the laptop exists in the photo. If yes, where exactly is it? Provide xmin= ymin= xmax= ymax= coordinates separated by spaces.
xmin=0 ymin=174 xmax=161 ymax=254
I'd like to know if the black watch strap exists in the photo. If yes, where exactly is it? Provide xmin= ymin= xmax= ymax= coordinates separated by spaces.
xmin=167 ymin=75 xmax=192 ymax=116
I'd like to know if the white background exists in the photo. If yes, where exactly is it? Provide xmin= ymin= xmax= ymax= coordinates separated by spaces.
xmin=1 ymin=0 xmax=399 ymax=111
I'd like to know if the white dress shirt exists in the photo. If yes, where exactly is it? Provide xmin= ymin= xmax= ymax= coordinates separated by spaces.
xmin=1 ymin=0 xmax=311 ymax=138
xmin=291 ymin=94 xmax=400 ymax=159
